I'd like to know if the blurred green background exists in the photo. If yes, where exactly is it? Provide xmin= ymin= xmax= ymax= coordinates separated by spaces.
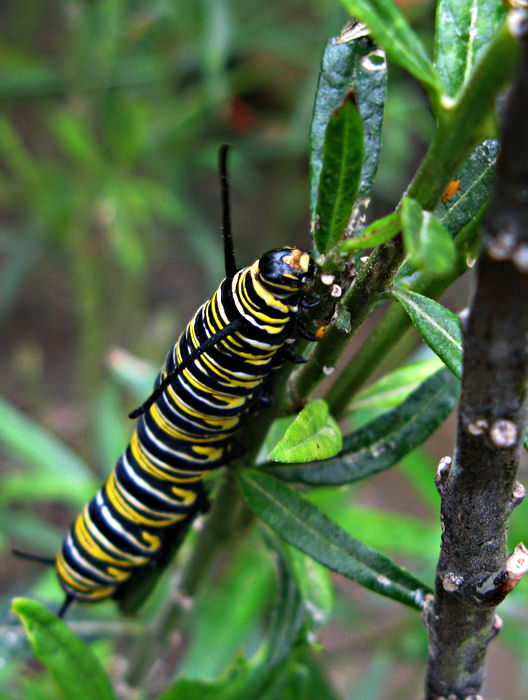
xmin=1 ymin=1 xmax=527 ymax=698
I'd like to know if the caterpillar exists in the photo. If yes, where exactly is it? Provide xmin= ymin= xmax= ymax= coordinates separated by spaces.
xmin=14 ymin=146 xmax=314 ymax=616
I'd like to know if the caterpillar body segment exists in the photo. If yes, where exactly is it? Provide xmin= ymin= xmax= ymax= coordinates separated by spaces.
xmin=55 ymin=247 xmax=313 ymax=606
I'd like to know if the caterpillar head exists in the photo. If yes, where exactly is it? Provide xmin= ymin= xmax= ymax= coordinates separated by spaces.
xmin=258 ymin=247 xmax=313 ymax=298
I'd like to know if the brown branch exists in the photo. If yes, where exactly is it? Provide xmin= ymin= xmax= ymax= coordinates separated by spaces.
xmin=424 ymin=20 xmax=528 ymax=700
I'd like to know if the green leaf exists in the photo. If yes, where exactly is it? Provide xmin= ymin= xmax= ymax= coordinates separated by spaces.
xmin=394 ymin=139 xmax=499 ymax=284
xmin=0 ymin=395 xmax=95 ymax=497
xmin=401 ymin=196 xmax=456 ymax=276
xmin=237 ymin=470 xmax=430 ymax=610
xmin=391 ymin=289 xmax=463 ymax=379
xmin=11 ymin=598 xmax=116 ymax=700
xmin=434 ymin=0 xmax=507 ymax=98
xmin=270 ymin=368 xmax=459 ymax=486
xmin=331 ymin=505 xmax=440 ymax=561
xmin=339 ymin=210 xmax=400 ymax=253
xmin=435 ymin=139 xmax=499 ymax=235
xmin=348 ymin=356 xmax=444 ymax=420
xmin=93 ymin=382 xmax=131 ymax=471
xmin=313 ymin=94 xmax=364 ymax=254
xmin=268 ymin=399 xmax=342 ymax=463
xmin=339 ymin=0 xmax=440 ymax=96
xmin=309 ymin=30 xmax=386 ymax=226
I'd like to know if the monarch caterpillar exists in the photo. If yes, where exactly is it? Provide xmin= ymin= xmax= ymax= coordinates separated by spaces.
xmin=14 ymin=146 xmax=315 ymax=616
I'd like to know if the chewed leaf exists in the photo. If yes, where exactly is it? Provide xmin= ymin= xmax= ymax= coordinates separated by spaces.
xmin=268 ymin=400 xmax=342 ymax=463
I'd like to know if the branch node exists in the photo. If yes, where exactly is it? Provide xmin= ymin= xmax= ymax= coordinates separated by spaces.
xmin=509 ymin=480 xmax=526 ymax=509
xmin=502 ymin=541 xmax=528 ymax=594
xmin=465 ymin=418 xmax=489 ymax=437
xmin=489 ymin=418 xmax=518 ymax=448
xmin=472 ymin=543 xmax=528 ymax=606
xmin=435 ymin=456 xmax=452 ymax=493
xmin=442 ymin=572 xmax=464 ymax=593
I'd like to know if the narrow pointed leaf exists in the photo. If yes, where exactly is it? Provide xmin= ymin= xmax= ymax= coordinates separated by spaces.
xmin=339 ymin=0 xmax=440 ymax=95
xmin=391 ymin=289 xmax=463 ymax=379
xmin=11 ymin=598 xmax=116 ymax=700
xmin=348 ymin=356 xmax=444 ymax=420
xmin=314 ymin=94 xmax=364 ymax=254
xmin=269 ymin=399 xmax=342 ymax=463
xmin=435 ymin=0 xmax=506 ymax=98
xmin=310 ymin=29 xmax=386 ymax=224
xmin=401 ymin=196 xmax=456 ymax=276
xmin=270 ymin=368 xmax=459 ymax=486
xmin=237 ymin=470 xmax=430 ymax=610
xmin=435 ymin=139 xmax=499 ymax=235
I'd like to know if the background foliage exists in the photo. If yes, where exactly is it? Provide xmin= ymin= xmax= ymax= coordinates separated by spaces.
xmin=1 ymin=1 xmax=527 ymax=699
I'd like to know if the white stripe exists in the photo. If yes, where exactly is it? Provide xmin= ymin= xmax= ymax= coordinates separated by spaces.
xmin=121 ymin=453 xmax=190 ymax=508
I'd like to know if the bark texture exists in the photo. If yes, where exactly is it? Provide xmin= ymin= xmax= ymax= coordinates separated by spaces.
xmin=424 ymin=23 xmax=528 ymax=700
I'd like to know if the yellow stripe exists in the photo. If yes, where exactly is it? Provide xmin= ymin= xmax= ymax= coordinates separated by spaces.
xmin=151 ymin=402 xmax=240 ymax=441
xmin=74 ymin=511 xmax=135 ymax=567
xmin=106 ymin=472 xmax=179 ymax=527
xmin=56 ymin=553 xmax=123 ymax=593
xmin=171 ymin=485 xmax=199 ymax=504
xmin=83 ymin=506 xmax=149 ymax=564
xmin=130 ymin=432 xmax=204 ymax=481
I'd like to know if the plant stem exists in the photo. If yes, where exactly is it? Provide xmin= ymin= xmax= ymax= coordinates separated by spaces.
xmin=424 ymin=29 xmax=528 ymax=698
